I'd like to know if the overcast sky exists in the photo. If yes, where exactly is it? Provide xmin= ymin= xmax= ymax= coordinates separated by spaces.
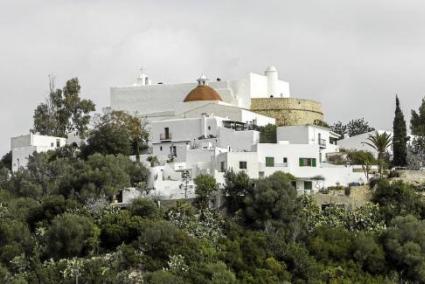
xmin=1 ymin=0 xmax=425 ymax=154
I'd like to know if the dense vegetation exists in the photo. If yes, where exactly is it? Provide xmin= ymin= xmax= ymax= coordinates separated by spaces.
xmin=3 ymin=143 xmax=425 ymax=283
xmin=4 ymin=78 xmax=425 ymax=283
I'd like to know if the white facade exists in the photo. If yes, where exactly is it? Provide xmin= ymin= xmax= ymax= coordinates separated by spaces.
xmin=277 ymin=125 xmax=340 ymax=162
xmin=142 ymin=115 xmax=367 ymax=198
xmin=11 ymin=133 xmax=67 ymax=172
xmin=110 ymin=66 xmax=290 ymax=119
xmin=150 ymin=115 xmax=260 ymax=164
xmin=219 ymin=143 xmax=365 ymax=193
xmin=338 ymin=130 xmax=393 ymax=158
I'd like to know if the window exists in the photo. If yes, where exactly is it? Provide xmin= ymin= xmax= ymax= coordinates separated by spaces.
xmin=239 ymin=161 xmax=247 ymax=169
xmin=259 ymin=171 xmax=265 ymax=178
xmin=160 ymin=146 xmax=163 ymax=151
xmin=164 ymin=127 xmax=170 ymax=139
xmin=265 ymin=157 xmax=274 ymax=167
xmin=208 ymin=126 xmax=211 ymax=130
xmin=299 ymin=158 xmax=317 ymax=167
xmin=56 ymin=139 xmax=60 ymax=147
xmin=50 ymin=142 xmax=54 ymax=147
xmin=304 ymin=181 xmax=313 ymax=190
xmin=220 ymin=161 xmax=226 ymax=172
xmin=283 ymin=157 xmax=288 ymax=166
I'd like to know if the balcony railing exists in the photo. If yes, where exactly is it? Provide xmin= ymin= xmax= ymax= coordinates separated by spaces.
xmin=160 ymin=133 xmax=172 ymax=141
xmin=319 ymin=139 xmax=326 ymax=148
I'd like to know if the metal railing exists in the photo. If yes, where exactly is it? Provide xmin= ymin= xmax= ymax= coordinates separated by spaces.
xmin=319 ymin=139 xmax=327 ymax=147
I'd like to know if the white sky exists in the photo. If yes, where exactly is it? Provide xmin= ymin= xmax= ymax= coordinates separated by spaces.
xmin=1 ymin=0 xmax=425 ymax=154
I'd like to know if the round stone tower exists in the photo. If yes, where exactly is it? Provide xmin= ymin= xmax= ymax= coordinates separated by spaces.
xmin=250 ymin=97 xmax=324 ymax=126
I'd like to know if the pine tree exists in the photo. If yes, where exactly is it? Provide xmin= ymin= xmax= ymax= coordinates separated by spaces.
xmin=393 ymin=96 xmax=407 ymax=166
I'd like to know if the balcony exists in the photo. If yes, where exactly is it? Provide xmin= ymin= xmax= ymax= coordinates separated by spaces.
xmin=319 ymin=139 xmax=326 ymax=148
xmin=160 ymin=133 xmax=172 ymax=141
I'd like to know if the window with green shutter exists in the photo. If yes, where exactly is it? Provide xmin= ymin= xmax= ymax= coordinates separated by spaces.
xmin=299 ymin=158 xmax=317 ymax=167
xmin=265 ymin=157 xmax=274 ymax=167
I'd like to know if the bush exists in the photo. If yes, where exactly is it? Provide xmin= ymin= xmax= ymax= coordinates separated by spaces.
xmin=129 ymin=198 xmax=160 ymax=219
xmin=46 ymin=213 xmax=99 ymax=259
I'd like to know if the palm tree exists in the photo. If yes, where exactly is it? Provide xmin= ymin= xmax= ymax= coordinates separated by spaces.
xmin=363 ymin=131 xmax=392 ymax=177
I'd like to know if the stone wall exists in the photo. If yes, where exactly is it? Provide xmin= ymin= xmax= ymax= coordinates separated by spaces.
xmin=250 ymin=97 xmax=324 ymax=126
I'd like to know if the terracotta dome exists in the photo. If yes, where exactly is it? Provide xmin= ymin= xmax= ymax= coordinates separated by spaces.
xmin=183 ymin=85 xmax=222 ymax=102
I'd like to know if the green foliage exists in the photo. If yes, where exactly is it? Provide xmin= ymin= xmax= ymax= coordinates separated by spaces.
xmin=0 ymin=152 xmax=12 ymax=171
xmin=383 ymin=215 xmax=425 ymax=282
xmin=346 ymin=118 xmax=375 ymax=137
xmin=82 ymin=111 xmax=149 ymax=158
xmin=8 ymin=101 xmax=425 ymax=282
xmin=135 ymin=220 xmax=201 ymax=271
xmin=407 ymin=136 xmax=425 ymax=169
xmin=167 ymin=205 xmax=224 ymax=244
xmin=259 ymin=124 xmax=277 ymax=143
xmin=194 ymin=174 xmax=218 ymax=211
xmin=365 ymin=131 xmax=392 ymax=176
xmin=223 ymin=170 xmax=252 ymax=215
xmin=32 ymin=78 xmax=95 ymax=138
xmin=0 ymin=220 xmax=33 ymax=265
xmin=301 ymin=196 xmax=385 ymax=233
xmin=411 ymin=97 xmax=425 ymax=136
xmin=393 ymin=96 xmax=408 ymax=166
xmin=347 ymin=150 xmax=376 ymax=180
xmin=7 ymin=152 xmax=148 ymax=201
xmin=82 ymin=122 xmax=133 ymax=157
xmin=331 ymin=121 xmax=347 ymax=139
xmin=129 ymin=197 xmax=159 ymax=219
xmin=240 ymin=171 xmax=298 ymax=230
xmin=372 ymin=180 xmax=425 ymax=223
xmin=308 ymin=226 xmax=352 ymax=262
xmin=99 ymin=210 xmax=144 ymax=249
xmin=352 ymin=232 xmax=387 ymax=274
xmin=365 ymin=131 xmax=392 ymax=160
xmin=46 ymin=213 xmax=99 ymax=259
xmin=144 ymin=270 xmax=185 ymax=284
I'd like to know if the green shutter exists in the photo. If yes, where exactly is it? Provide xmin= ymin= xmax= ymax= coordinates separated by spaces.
xmin=266 ymin=157 xmax=274 ymax=167
xmin=299 ymin=158 xmax=304 ymax=167
xmin=312 ymin=158 xmax=317 ymax=167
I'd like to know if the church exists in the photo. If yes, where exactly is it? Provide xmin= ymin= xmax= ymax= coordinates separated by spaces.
xmin=110 ymin=66 xmax=323 ymax=126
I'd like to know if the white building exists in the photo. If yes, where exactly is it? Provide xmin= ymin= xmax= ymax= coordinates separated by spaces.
xmin=338 ymin=130 xmax=393 ymax=158
xmin=150 ymin=115 xmax=260 ymax=163
xmin=11 ymin=133 xmax=67 ymax=172
xmin=277 ymin=125 xmax=340 ymax=162
xmin=110 ymin=66 xmax=290 ymax=121
xmin=142 ymin=115 xmax=366 ymax=198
